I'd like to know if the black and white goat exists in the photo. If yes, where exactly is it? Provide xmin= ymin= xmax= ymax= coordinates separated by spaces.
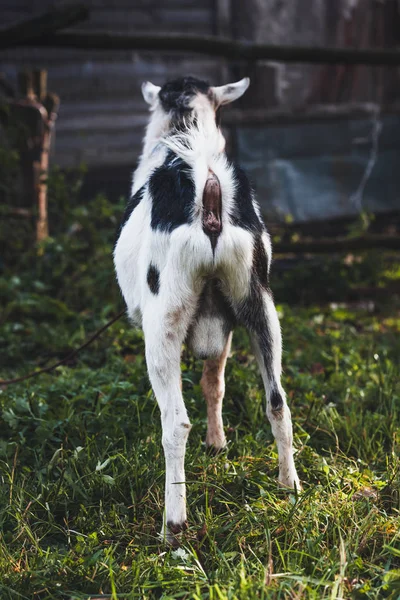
xmin=114 ymin=76 xmax=300 ymax=542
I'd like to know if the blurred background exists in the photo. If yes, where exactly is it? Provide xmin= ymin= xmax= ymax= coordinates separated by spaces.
xmin=2 ymin=0 xmax=400 ymax=224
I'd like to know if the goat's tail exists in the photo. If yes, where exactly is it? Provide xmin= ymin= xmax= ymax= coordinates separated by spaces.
xmin=202 ymin=171 xmax=222 ymax=251
xmin=162 ymin=118 xmax=232 ymax=248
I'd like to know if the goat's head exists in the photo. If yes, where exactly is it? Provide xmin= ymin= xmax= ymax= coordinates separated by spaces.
xmin=141 ymin=76 xmax=249 ymax=153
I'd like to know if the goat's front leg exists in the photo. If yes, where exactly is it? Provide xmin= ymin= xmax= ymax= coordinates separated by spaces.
xmin=238 ymin=290 xmax=300 ymax=490
xmin=143 ymin=304 xmax=194 ymax=543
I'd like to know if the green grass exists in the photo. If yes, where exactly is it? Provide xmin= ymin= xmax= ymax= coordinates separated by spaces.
xmin=0 ymin=187 xmax=399 ymax=599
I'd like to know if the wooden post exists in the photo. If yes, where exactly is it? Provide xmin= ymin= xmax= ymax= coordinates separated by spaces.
xmin=37 ymin=92 xmax=59 ymax=242
xmin=17 ymin=70 xmax=35 ymax=99
xmin=33 ymin=69 xmax=47 ymax=101
xmin=8 ymin=70 xmax=60 ymax=242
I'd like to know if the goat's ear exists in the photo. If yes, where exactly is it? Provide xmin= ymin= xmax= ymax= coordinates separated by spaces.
xmin=141 ymin=81 xmax=161 ymax=106
xmin=212 ymin=77 xmax=250 ymax=106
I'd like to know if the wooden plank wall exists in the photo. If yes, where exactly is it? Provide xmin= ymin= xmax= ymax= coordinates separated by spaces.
xmin=2 ymin=0 xmax=400 ymax=177
xmin=0 ymin=0 xmax=230 ymax=168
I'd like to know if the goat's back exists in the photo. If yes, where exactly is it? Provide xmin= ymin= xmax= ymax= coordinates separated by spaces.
xmin=114 ymin=128 xmax=271 ymax=344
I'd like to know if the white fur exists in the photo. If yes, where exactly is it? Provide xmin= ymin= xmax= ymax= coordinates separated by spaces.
xmin=141 ymin=81 xmax=161 ymax=107
xmin=212 ymin=77 xmax=250 ymax=106
xmin=114 ymin=79 xmax=300 ymax=541
xmin=188 ymin=315 xmax=228 ymax=358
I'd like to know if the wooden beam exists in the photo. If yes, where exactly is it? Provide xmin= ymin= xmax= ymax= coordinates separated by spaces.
xmin=274 ymin=235 xmax=400 ymax=255
xmin=223 ymin=102 xmax=399 ymax=126
xmin=0 ymin=3 xmax=89 ymax=50
xmin=268 ymin=210 xmax=400 ymax=238
xmin=13 ymin=31 xmax=400 ymax=66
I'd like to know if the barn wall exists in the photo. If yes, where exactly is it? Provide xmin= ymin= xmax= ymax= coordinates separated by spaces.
xmin=0 ymin=0 xmax=224 ymax=168
xmin=2 ymin=0 xmax=400 ymax=169
xmin=1 ymin=0 xmax=400 ymax=220
xmin=232 ymin=0 xmax=400 ymax=220
xmin=232 ymin=0 xmax=400 ymax=109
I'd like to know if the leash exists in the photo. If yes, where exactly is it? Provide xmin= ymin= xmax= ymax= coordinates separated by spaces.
xmin=0 ymin=310 xmax=125 ymax=385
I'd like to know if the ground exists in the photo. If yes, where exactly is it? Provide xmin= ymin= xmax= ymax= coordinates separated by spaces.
xmin=0 ymin=172 xmax=399 ymax=599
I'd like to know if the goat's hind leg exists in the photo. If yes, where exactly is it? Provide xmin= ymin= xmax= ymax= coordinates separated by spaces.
xmin=143 ymin=302 xmax=195 ymax=543
xmin=238 ymin=290 xmax=300 ymax=490
xmin=201 ymin=332 xmax=232 ymax=452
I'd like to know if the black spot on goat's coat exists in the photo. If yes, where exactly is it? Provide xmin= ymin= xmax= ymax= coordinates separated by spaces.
xmin=270 ymin=389 xmax=284 ymax=411
xmin=116 ymin=185 xmax=145 ymax=241
xmin=147 ymin=264 xmax=160 ymax=295
xmin=230 ymin=164 xmax=263 ymax=233
xmin=236 ymin=275 xmax=275 ymax=387
xmin=159 ymin=76 xmax=210 ymax=119
xmin=252 ymin=236 xmax=270 ymax=290
xmin=150 ymin=151 xmax=195 ymax=233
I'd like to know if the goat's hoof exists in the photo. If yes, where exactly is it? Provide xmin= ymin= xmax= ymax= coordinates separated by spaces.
xmin=167 ymin=520 xmax=188 ymax=535
xmin=278 ymin=475 xmax=302 ymax=493
xmin=205 ymin=442 xmax=227 ymax=456
xmin=161 ymin=520 xmax=189 ymax=547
